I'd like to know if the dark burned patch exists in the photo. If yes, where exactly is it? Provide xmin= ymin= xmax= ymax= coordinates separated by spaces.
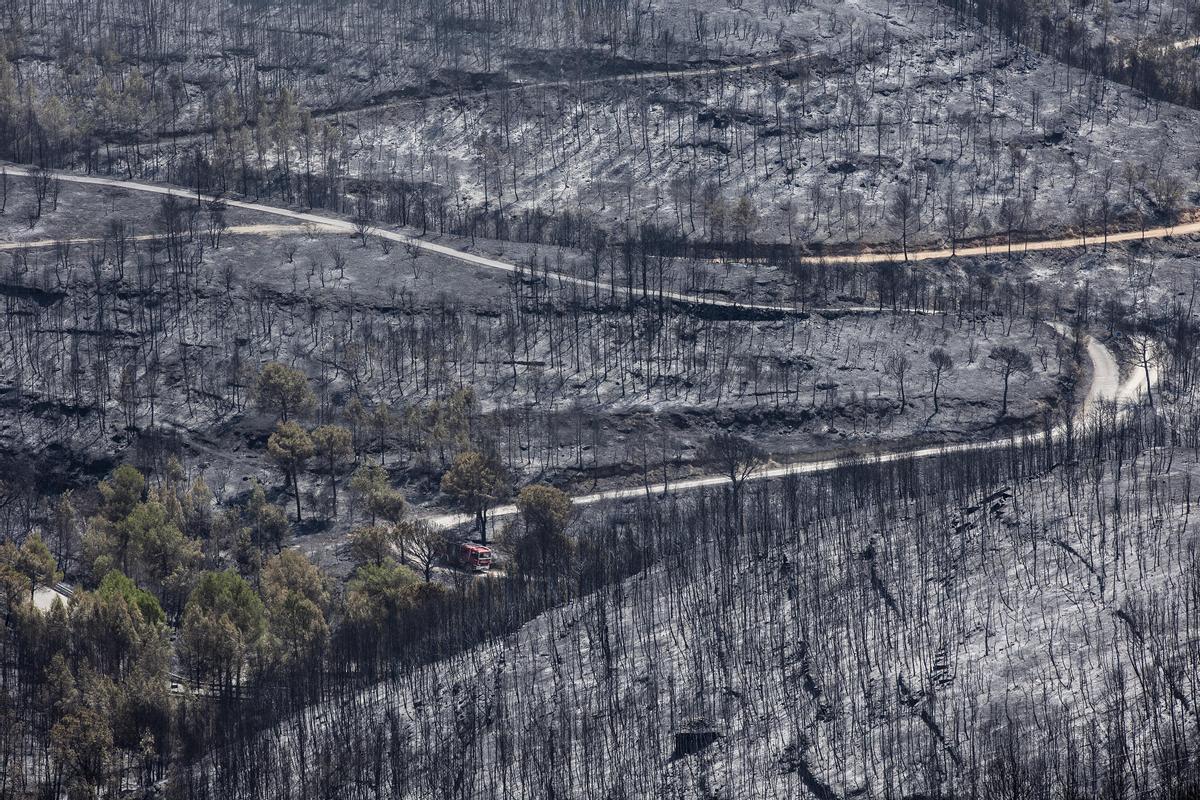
xmin=340 ymin=70 xmax=516 ymax=110
xmin=420 ymin=69 xmax=513 ymax=99
xmin=688 ymin=139 xmax=730 ymax=155
xmin=441 ymin=14 xmax=503 ymax=34
xmin=777 ymin=741 xmax=839 ymax=799
xmin=506 ymin=48 xmax=672 ymax=80
xmin=671 ymin=299 xmax=803 ymax=323
xmin=555 ymin=459 xmax=655 ymax=485
xmin=28 ymin=327 xmax=143 ymax=339
xmin=0 ymin=385 xmax=96 ymax=420
xmin=0 ymin=282 xmax=66 ymax=307
xmin=293 ymin=516 xmax=334 ymax=538
xmin=651 ymin=94 xmax=701 ymax=116
xmin=669 ymin=720 xmax=721 ymax=761
xmin=0 ymin=442 xmax=116 ymax=492
xmin=720 ymin=405 xmax=815 ymax=429
xmin=698 ymin=108 xmax=768 ymax=128
xmin=505 ymin=47 xmax=683 ymax=80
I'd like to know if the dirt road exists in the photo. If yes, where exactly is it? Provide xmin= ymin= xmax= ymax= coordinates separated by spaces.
xmin=0 ymin=223 xmax=320 ymax=252
xmin=424 ymin=326 xmax=1153 ymax=529
xmin=7 ymin=166 xmax=1196 ymax=310
xmin=1 ymin=165 xmax=1156 ymax=529
xmin=796 ymin=221 xmax=1200 ymax=264
xmin=0 ymin=166 xmax=810 ymax=313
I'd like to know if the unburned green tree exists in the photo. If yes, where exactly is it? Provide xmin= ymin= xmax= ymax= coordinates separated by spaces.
xmin=513 ymin=484 xmax=574 ymax=580
xmin=261 ymin=551 xmax=329 ymax=671
xmin=348 ymin=526 xmax=400 ymax=569
xmin=256 ymin=362 xmax=314 ymax=422
xmin=344 ymin=561 xmax=418 ymax=637
xmin=14 ymin=533 xmax=60 ymax=601
xmin=98 ymin=465 xmax=145 ymax=523
xmin=267 ymin=422 xmax=314 ymax=522
xmin=246 ymin=483 xmax=290 ymax=550
xmin=179 ymin=570 xmax=266 ymax=692
xmin=310 ymin=424 xmax=353 ymax=517
xmin=71 ymin=571 xmax=168 ymax=679
xmin=119 ymin=499 xmax=200 ymax=612
xmin=349 ymin=464 xmax=407 ymax=526
xmin=440 ymin=450 xmax=508 ymax=544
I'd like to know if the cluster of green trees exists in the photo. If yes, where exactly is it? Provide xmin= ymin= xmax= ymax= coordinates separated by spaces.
xmin=0 ymin=477 xmax=369 ymax=794
xmin=2 ymin=533 xmax=337 ymax=796
xmin=81 ymin=464 xmax=203 ymax=616
xmin=255 ymin=362 xmax=487 ymax=524
xmin=67 ymin=461 xmax=341 ymax=693
xmin=2 ymin=529 xmax=170 ymax=797
xmin=254 ymin=361 xmax=579 ymax=551
xmin=1 ymin=451 xmax=584 ymax=797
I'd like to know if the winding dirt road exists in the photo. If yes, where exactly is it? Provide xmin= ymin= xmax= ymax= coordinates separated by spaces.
xmin=425 ymin=328 xmax=1152 ymax=529
xmin=0 ymin=165 xmax=1156 ymax=529
xmin=8 ymin=165 xmax=1197 ymax=307
xmin=0 ymin=166 xmax=810 ymax=314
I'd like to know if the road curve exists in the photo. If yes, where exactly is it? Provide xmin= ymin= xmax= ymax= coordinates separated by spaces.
xmin=11 ymin=165 xmax=1197 ymax=293
xmin=424 ymin=328 xmax=1153 ymax=529
xmin=0 ymin=165 xmax=1155 ymax=530
xmin=0 ymin=165 xmax=807 ymax=314
xmin=7 ymin=165 xmax=1197 ymax=308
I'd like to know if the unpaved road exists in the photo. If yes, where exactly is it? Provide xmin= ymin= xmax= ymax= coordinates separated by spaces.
xmin=6 ymin=166 xmax=1198 ymax=308
xmin=425 ymin=327 xmax=1154 ymax=529
xmin=0 ymin=223 xmax=313 ymax=252
xmin=798 ymin=222 xmax=1200 ymax=264
xmin=1 ymin=165 xmax=1156 ymax=529
xmin=0 ymin=166 xmax=809 ymax=313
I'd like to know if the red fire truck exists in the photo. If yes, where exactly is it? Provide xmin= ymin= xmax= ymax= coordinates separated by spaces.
xmin=450 ymin=542 xmax=493 ymax=572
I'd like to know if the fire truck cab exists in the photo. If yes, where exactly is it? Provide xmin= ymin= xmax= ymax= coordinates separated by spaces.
xmin=452 ymin=542 xmax=493 ymax=572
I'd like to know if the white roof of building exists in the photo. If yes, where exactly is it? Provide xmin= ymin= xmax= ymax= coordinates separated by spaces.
xmin=32 ymin=584 xmax=72 ymax=613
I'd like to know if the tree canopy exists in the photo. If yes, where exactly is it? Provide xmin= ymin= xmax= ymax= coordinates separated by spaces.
xmin=440 ymin=450 xmax=509 ymax=543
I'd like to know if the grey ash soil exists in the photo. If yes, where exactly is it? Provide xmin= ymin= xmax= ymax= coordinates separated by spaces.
xmin=0 ymin=177 xmax=302 ymax=243
xmin=0 ymin=178 xmax=1085 ymax=577
xmin=4 ymin=0 xmax=1199 ymax=795
xmin=167 ymin=0 xmax=1200 ymax=260
xmin=275 ymin=437 xmax=1200 ymax=798
xmin=975 ymin=232 xmax=1200 ymax=311
xmin=28 ymin=0 xmax=875 ymax=139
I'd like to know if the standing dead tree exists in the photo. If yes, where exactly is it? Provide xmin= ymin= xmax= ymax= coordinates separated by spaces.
xmin=699 ymin=433 xmax=767 ymax=534
xmin=988 ymin=345 xmax=1033 ymax=418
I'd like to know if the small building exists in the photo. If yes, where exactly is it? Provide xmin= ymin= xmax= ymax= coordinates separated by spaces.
xmin=31 ymin=583 xmax=73 ymax=613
